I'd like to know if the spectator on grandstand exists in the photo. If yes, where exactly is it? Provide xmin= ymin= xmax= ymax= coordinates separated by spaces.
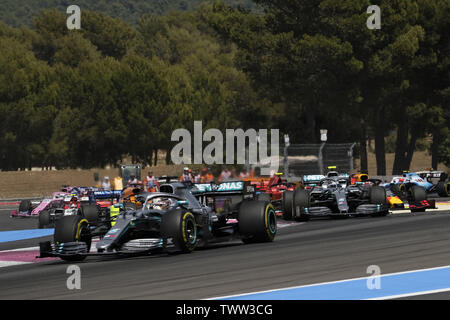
xmin=239 ymin=168 xmax=250 ymax=179
xmin=193 ymin=169 xmax=201 ymax=183
xmin=230 ymin=168 xmax=237 ymax=180
xmin=202 ymin=168 xmax=215 ymax=183
xmin=102 ymin=176 xmax=111 ymax=190
xmin=127 ymin=174 xmax=139 ymax=186
xmin=200 ymin=168 xmax=208 ymax=182
xmin=219 ymin=167 xmax=232 ymax=182
xmin=179 ymin=167 xmax=193 ymax=182
xmin=113 ymin=176 xmax=123 ymax=190
xmin=146 ymin=171 xmax=159 ymax=192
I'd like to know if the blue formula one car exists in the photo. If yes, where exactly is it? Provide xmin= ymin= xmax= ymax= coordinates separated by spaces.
xmin=385 ymin=171 xmax=449 ymax=198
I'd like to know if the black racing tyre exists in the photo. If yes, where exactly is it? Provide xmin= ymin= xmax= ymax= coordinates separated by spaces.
xmin=409 ymin=185 xmax=427 ymax=213
xmin=369 ymin=186 xmax=388 ymax=205
xmin=436 ymin=181 xmax=449 ymax=197
xmin=256 ymin=193 xmax=271 ymax=202
xmin=54 ymin=215 xmax=91 ymax=261
xmin=391 ymin=184 xmax=407 ymax=198
xmin=390 ymin=184 xmax=401 ymax=196
xmin=369 ymin=186 xmax=388 ymax=217
xmin=161 ymin=208 xmax=197 ymax=253
xmin=38 ymin=210 xmax=50 ymax=229
xmin=292 ymin=189 xmax=310 ymax=222
xmin=399 ymin=183 xmax=407 ymax=195
xmin=282 ymin=189 xmax=310 ymax=221
xmin=239 ymin=200 xmax=277 ymax=244
xmin=410 ymin=185 xmax=426 ymax=202
xmin=282 ymin=191 xmax=294 ymax=220
xmin=19 ymin=200 xmax=32 ymax=213
xmin=79 ymin=204 xmax=99 ymax=224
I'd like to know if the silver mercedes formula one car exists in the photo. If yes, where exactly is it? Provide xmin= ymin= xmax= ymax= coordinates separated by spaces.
xmin=282 ymin=170 xmax=389 ymax=221
xmin=38 ymin=180 xmax=277 ymax=261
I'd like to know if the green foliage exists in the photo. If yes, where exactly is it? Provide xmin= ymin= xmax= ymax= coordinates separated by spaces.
xmin=205 ymin=0 xmax=450 ymax=172
xmin=0 ymin=3 xmax=270 ymax=170
xmin=0 ymin=1 xmax=448 ymax=172
xmin=0 ymin=0 xmax=259 ymax=28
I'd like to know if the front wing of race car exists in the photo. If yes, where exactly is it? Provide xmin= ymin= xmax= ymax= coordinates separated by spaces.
xmin=11 ymin=199 xmax=44 ymax=218
xmin=37 ymin=239 xmax=164 ymax=259
xmin=294 ymin=203 xmax=389 ymax=218
xmin=10 ymin=210 xmax=34 ymax=218
xmin=408 ymin=199 xmax=436 ymax=212
xmin=387 ymin=196 xmax=436 ymax=212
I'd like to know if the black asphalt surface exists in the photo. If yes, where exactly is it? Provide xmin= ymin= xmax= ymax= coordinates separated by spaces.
xmin=1 ymin=205 xmax=450 ymax=299
xmin=0 ymin=206 xmax=52 ymax=250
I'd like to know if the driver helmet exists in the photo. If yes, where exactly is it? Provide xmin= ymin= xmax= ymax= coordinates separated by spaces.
xmin=147 ymin=198 xmax=172 ymax=211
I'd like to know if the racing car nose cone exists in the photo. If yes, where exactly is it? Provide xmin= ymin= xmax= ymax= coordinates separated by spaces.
xmin=96 ymin=236 xmax=114 ymax=250
xmin=96 ymin=242 xmax=109 ymax=250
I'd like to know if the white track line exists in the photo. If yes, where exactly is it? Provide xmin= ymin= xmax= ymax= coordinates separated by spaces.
xmin=368 ymin=287 xmax=450 ymax=300
xmin=0 ymin=246 xmax=39 ymax=253
xmin=390 ymin=207 xmax=449 ymax=214
xmin=208 ymin=265 xmax=450 ymax=300
xmin=0 ymin=261 xmax=32 ymax=268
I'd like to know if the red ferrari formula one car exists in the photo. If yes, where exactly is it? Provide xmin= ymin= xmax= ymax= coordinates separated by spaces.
xmin=249 ymin=173 xmax=299 ymax=216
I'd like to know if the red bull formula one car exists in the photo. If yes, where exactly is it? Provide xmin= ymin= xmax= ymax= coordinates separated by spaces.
xmin=350 ymin=173 xmax=436 ymax=212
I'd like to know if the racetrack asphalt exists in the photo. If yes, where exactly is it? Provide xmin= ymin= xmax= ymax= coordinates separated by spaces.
xmin=0 ymin=206 xmax=52 ymax=250
xmin=1 ymin=203 xmax=450 ymax=299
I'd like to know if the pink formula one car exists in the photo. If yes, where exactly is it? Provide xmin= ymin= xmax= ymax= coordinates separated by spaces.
xmin=11 ymin=192 xmax=67 ymax=218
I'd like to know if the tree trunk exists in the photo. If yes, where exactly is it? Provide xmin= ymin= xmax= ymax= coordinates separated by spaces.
xmin=303 ymin=103 xmax=316 ymax=143
xmin=360 ymin=123 xmax=368 ymax=173
xmin=431 ymin=130 xmax=439 ymax=170
xmin=165 ymin=148 xmax=171 ymax=165
xmin=374 ymin=112 xmax=386 ymax=175
xmin=392 ymin=123 xmax=408 ymax=175
xmin=154 ymin=148 xmax=158 ymax=166
xmin=147 ymin=150 xmax=153 ymax=168
xmin=404 ymin=130 xmax=418 ymax=171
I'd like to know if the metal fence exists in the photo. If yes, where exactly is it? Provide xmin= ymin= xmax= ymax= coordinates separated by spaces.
xmin=283 ymin=143 xmax=356 ymax=177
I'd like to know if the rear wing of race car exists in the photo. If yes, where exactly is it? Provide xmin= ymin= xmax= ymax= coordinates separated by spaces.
xmin=93 ymin=190 xmax=122 ymax=200
xmin=415 ymin=171 xmax=448 ymax=181
xmin=192 ymin=181 xmax=256 ymax=198
xmin=303 ymin=175 xmax=325 ymax=185
xmin=191 ymin=181 xmax=256 ymax=214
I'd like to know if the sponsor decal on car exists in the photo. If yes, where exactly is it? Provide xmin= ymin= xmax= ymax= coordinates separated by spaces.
xmin=195 ymin=182 xmax=244 ymax=192
xmin=217 ymin=182 xmax=244 ymax=191
xmin=303 ymin=175 xmax=325 ymax=182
